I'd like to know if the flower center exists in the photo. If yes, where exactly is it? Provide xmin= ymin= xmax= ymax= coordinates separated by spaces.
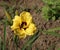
xmin=20 ymin=22 xmax=27 ymax=30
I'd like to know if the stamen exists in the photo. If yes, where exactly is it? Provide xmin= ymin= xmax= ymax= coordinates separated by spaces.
xmin=20 ymin=22 xmax=27 ymax=29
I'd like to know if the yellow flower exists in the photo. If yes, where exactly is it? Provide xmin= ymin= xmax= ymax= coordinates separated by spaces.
xmin=11 ymin=11 xmax=36 ymax=39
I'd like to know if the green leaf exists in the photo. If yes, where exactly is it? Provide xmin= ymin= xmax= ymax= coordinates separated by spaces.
xmin=3 ymin=19 xmax=7 ymax=50
xmin=42 ymin=6 xmax=50 ymax=21
xmin=4 ymin=9 xmax=13 ymax=25
xmin=21 ymin=30 xmax=39 ymax=50
xmin=4 ymin=10 xmax=12 ymax=21
xmin=13 ymin=35 xmax=18 ymax=50
xmin=0 ymin=37 xmax=1 ymax=50
xmin=43 ymin=27 xmax=60 ymax=37
xmin=44 ymin=31 xmax=60 ymax=37
xmin=52 ymin=16 xmax=56 ymax=21
xmin=42 ymin=0 xmax=60 ymax=21
xmin=45 ymin=27 xmax=60 ymax=32
xmin=42 ymin=0 xmax=60 ymax=5
xmin=57 ymin=48 xmax=60 ymax=50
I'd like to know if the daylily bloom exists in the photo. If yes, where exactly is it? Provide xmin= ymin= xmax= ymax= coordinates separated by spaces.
xmin=11 ymin=11 xmax=36 ymax=39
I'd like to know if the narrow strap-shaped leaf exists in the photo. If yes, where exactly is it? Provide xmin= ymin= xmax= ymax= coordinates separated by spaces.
xmin=13 ymin=35 xmax=18 ymax=50
xmin=45 ymin=27 xmax=60 ymax=32
xmin=43 ymin=27 xmax=60 ymax=37
xmin=4 ymin=9 xmax=13 ymax=25
xmin=3 ymin=19 xmax=7 ymax=50
xmin=0 ymin=37 xmax=1 ymax=50
xmin=43 ymin=31 xmax=60 ymax=37
xmin=21 ymin=30 xmax=39 ymax=50
xmin=4 ymin=10 xmax=12 ymax=21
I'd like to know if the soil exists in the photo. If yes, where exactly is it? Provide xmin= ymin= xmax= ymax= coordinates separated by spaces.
xmin=0 ymin=0 xmax=60 ymax=50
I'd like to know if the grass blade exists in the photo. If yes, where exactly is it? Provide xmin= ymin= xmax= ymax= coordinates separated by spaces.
xmin=4 ymin=9 xmax=12 ymax=25
xmin=43 ymin=27 xmax=60 ymax=37
xmin=43 ymin=31 xmax=60 ymax=37
xmin=0 ymin=37 xmax=1 ymax=50
xmin=4 ymin=10 xmax=12 ymax=22
xmin=13 ymin=35 xmax=18 ymax=50
xmin=45 ymin=32 xmax=60 ymax=37
xmin=3 ymin=19 xmax=7 ymax=50
xmin=45 ymin=27 xmax=60 ymax=32
xmin=21 ymin=30 xmax=39 ymax=50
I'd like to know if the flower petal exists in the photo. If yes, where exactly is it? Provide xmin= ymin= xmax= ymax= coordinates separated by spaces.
xmin=11 ymin=11 xmax=37 ymax=39
xmin=20 ymin=11 xmax=32 ymax=28
xmin=11 ymin=15 xmax=22 ymax=30
xmin=13 ymin=15 xmax=21 ymax=25
xmin=25 ymin=23 xmax=36 ymax=35
xmin=15 ymin=29 xmax=26 ymax=39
